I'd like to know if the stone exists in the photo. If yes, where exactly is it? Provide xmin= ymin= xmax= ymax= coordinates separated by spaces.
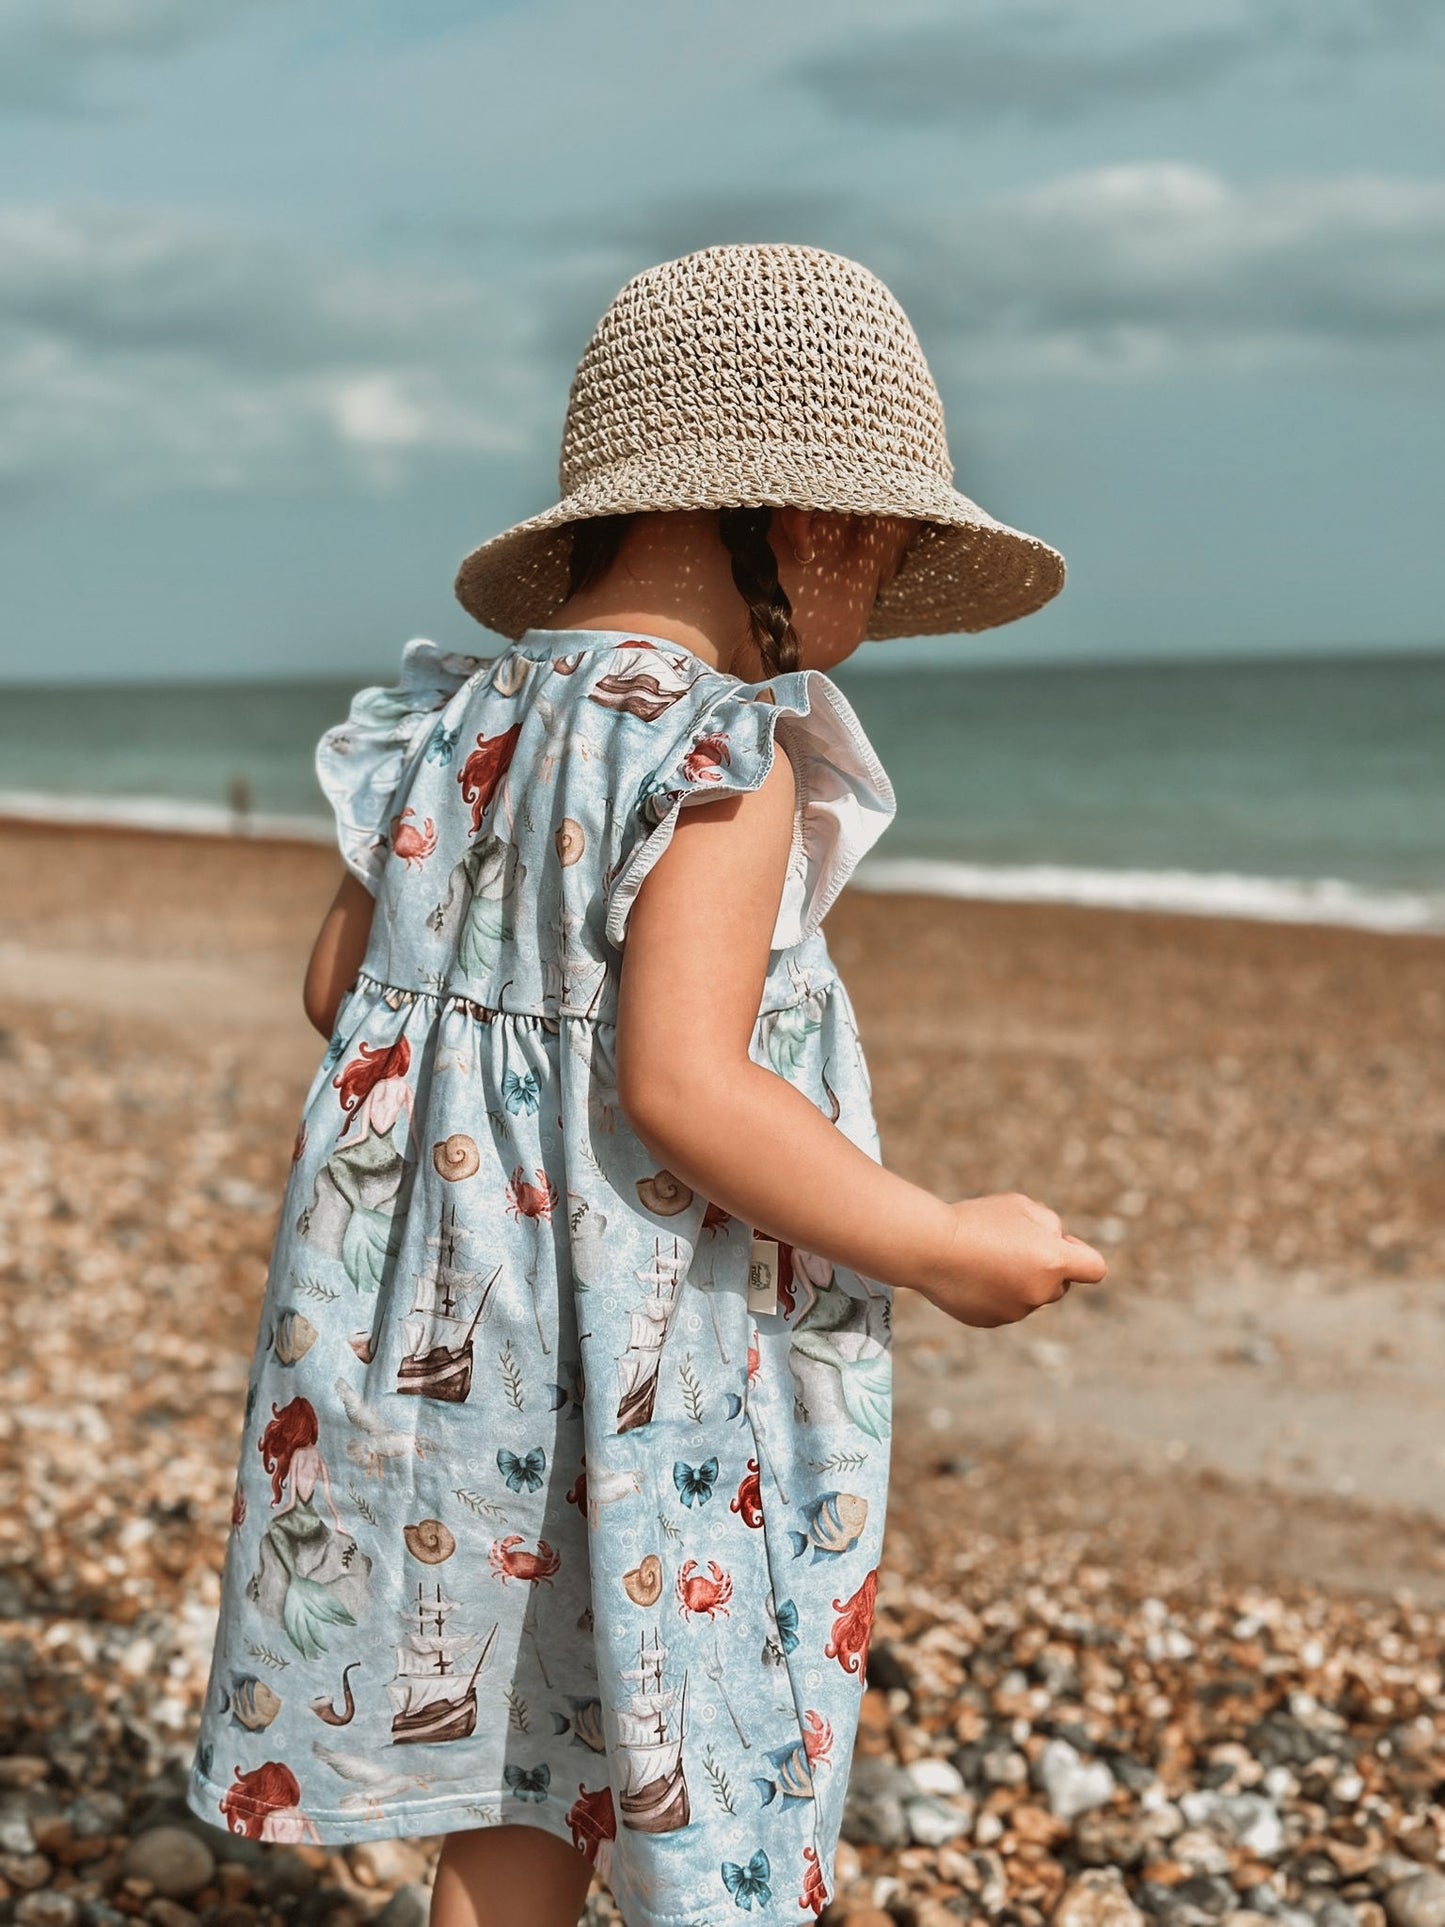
xmin=0 ymin=1762 xmax=50 ymax=1792
xmin=68 ymin=1796 xmax=127 ymax=1841
xmin=1039 ymin=1739 xmax=1117 ymax=1824
xmin=146 ymin=1903 xmax=198 ymax=1927
xmin=1075 ymin=1808 xmax=1150 ymax=1869
xmin=1179 ymin=1792 xmax=1284 ymax=1859
xmin=0 ymin=1800 xmax=40 ymax=1856
xmin=903 ymin=1795 xmax=972 ymax=1847
xmin=1055 ymin=1870 xmax=1148 ymax=1927
xmin=842 ymin=1757 xmax=911 ymax=1850
xmin=373 ymin=1889 xmax=432 ymax=1927
xmin=904 ymin=1757 xmax=966 ymax=1799
xmin=1171 ymin=1831 xmax=1234 ymax=1877
xmin=2 ymin=1853 xmax=54 ymax=1892
xmin=17 ymin=1898 xmax=81 ymax=1927
xmin=121 ymin=1830 xmax=215 ymax=1903
xmin=1385 ymin=1876 xmax=1445 ymax=1927
xmin=347 ymin=1841 xmax=422 ymax=1890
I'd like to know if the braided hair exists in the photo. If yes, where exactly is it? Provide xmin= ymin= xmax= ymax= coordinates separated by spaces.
xmin=716 ymin=508 xmax=802 ymax=678
xmin=564 ymin=507 xmax=803 ymax=676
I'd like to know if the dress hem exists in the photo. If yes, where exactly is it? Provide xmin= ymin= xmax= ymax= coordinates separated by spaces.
xmin=185 ymin=1770 xmax=833 ymax=1927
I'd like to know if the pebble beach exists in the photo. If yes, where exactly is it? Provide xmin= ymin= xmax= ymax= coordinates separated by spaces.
xmin=1 ymin=821 xmax=1442 ymax=1927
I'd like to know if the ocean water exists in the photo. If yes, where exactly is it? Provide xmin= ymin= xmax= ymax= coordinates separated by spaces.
xmin=2 ymin=651 xmax=1443 ymax=931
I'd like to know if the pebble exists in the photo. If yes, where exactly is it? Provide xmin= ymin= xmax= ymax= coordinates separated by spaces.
xmin=903 ymin=1757 xmax=966 ymax=1799
xmin=1040 ymin=1737 xmax=1118 ymax=1823
xmin=1056 ymin=1870 xmax=1148 ymax=1927
xmin=120 ymin=1831 xmax=214 ymax=1903
xmin=903 ymin=1795 xmax=972 ymax=1847
xmin=16 ymin=1898 xmax=81 ymax=1927
xmin=1385 ymin=1875 xmax=1445 ymax=1927
xmin=373 ymin=1891 xmax=432 ymax=1927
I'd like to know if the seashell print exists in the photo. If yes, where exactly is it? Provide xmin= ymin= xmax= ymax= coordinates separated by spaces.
xmin=492 ymin=655 xmax=530 ymax=696
xmin=433 ymin=1134 xmax=481 ymax=1182
xmin=587 ymin=661 xmax=694 ymax=723
xmin=348 ymin=1330 xmax=375 ymax=1364
xmin=554 ymin=818 xmax=586 ymax=867
xmin=224 ymin=1676 xmax=282 ymax=1731
xmin=636 ymin=1169 xmax=693 ymax=1217
xmin=403 ymin=1519 xmax=456 ymax=1565
xmin=622 ymin=1553 xmax=663 ymax=1607
xmin=272 ymin=1309 xmax=318 ymax=1366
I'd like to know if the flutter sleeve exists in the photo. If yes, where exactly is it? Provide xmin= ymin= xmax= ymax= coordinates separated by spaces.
xmin=603 ymin=666 xmax=896 ymax=950
xmin=314 ymin=637 xmax=484 ymax=892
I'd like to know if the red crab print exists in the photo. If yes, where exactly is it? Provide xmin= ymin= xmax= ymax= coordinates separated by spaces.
xmin=505 ymin=1166 xmax=559 ymax=1222
xmin=730 ymin=1458 xmax=764 ymax=1529
xmin=826 ymin=1567 xmax=879 ymax=1678
xmin=458 ymin=722 xmax=522 ymax=832
xmin=680 ymin=732 xmax=731 ymax=783
xmin=389 ymin=806 xmax=437 ymax=870
xmin=747 ymin=1333 xmax=761 ymax=1386
xmin=800 ymin=1709 xmax=833 ymax=1766
xmin=230 ymin=1482 xmax=247 ymax=1530
xmin=799 ymin=1844 xmax=828 ymax=1917
xmin=290 ymin=1122 xmax=307 ymax=1166
xmin=488 ymin=1535 xmax=562 ymax=1586
xmin=566 ymin=1783 xmax=616 ymax=1863
xmin=675 ymin=1558 xmax=732 ymax=1621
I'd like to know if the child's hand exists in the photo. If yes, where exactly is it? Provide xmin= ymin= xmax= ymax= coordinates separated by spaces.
xmin=915 ymin=1193 xmax=1107 ymax=1328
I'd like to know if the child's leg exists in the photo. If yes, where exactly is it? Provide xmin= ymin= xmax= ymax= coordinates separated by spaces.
xmin=430 ymin=1825 xmax=595 ymax=1927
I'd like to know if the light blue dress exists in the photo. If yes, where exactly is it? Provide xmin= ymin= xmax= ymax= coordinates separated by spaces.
xmin=187 ymin=627 xmax=898 ymax=1926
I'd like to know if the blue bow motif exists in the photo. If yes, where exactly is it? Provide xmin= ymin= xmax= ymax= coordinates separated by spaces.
xmin=503 ymin=1068 xmax=540 ymax=1116
xmin=497 ymin=1446 xmax=546 ymax=1493
xmin=672 ymin=1456 xmax=718 ymax=1508
xmin=721 ymin=1848 xmax=772 ymax=1909
xmin=503 ymin=1762 xmax=551 ymax=1802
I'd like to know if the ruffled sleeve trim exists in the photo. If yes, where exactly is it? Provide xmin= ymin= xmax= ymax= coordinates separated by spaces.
xmin=603 ymin=667 xmax=896 ymax=951
xmin=315 ymin=637 xmax=486 ymax=893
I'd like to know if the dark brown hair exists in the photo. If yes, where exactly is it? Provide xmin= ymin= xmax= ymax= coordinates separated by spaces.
xmin=565 ymin=509 xmax=803 ymax=678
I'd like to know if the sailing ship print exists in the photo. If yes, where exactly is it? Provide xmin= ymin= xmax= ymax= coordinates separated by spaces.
xmin=615 ymin=1628 xmax=690 ymax=1835
xmin=388 ymin=1583 xmax=500 ymax=1746
xmin=396 ymin=1202 xmax=503 ymax=1403
xmin=615 ymin=1238 xmax=687 ymax=1434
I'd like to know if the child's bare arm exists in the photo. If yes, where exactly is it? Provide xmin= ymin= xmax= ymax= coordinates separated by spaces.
xmin=303 ymin=872 xmax=375 ymax=1037
xmin=615 ymin=753 xmax=1106 ymax=1324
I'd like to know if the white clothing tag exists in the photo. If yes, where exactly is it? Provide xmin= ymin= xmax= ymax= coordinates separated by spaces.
xmin=748 ymin=1236 xmax=780 ymax=1317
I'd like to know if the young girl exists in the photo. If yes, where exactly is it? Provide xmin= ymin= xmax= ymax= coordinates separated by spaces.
xmin=188 ymin=244 xmax=1105 ymax=1927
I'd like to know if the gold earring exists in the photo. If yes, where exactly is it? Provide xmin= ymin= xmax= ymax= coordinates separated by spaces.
xmin=794 ymin=544 xmax=815 ymax=564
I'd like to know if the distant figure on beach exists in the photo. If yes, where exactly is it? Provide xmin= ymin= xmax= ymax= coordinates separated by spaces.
xmin=228 ymin=772 xmax=253 ymax=836
xmin=187 ymin=244 xmax=1106 ymax=1927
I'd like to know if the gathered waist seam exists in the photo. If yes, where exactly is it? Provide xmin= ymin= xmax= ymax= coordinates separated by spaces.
xmin=345 ymin=968 xmax=839 ymax=1023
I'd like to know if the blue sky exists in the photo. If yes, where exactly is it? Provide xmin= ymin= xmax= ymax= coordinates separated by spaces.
xmin=2 ymin=0 xmax=1442 ymax=683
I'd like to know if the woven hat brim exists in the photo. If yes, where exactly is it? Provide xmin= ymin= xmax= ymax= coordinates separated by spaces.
xmin=453 ymin=454 xmax=1065 ymax=643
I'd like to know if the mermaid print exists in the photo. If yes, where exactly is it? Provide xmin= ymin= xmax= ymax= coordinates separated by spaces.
xmin=245 ymin=1397 xmax=372 ymax=1661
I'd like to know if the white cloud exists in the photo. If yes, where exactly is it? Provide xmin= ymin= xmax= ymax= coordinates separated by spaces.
xmin=0 ymin=204 xmax=543 ymax=498
xmin=888 ymin=165 xmax=1445 ymax=382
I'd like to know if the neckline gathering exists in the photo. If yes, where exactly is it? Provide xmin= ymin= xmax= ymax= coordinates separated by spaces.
xmin=514 ymin=625 xmax=745 ymax=681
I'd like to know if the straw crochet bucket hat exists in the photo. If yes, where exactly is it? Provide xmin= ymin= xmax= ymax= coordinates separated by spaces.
xmin=454 ymin=243 xmax=1065 ymax=641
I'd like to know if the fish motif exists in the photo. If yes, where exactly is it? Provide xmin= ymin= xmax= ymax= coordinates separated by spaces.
xmin=221 ymin=1675 xmax=282 ymax=1731
xmin=787 ymin=1490 xmax=868 ymax=1564
xmin=550 ymin=1695 xmax=605 ymax=1753
xmin=751 ymin=1712 xmax=832 ymax=1807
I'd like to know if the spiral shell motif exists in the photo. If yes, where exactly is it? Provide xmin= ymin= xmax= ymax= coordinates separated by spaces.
xmin=432 ymin=1134 xmax=481 ymax=1182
